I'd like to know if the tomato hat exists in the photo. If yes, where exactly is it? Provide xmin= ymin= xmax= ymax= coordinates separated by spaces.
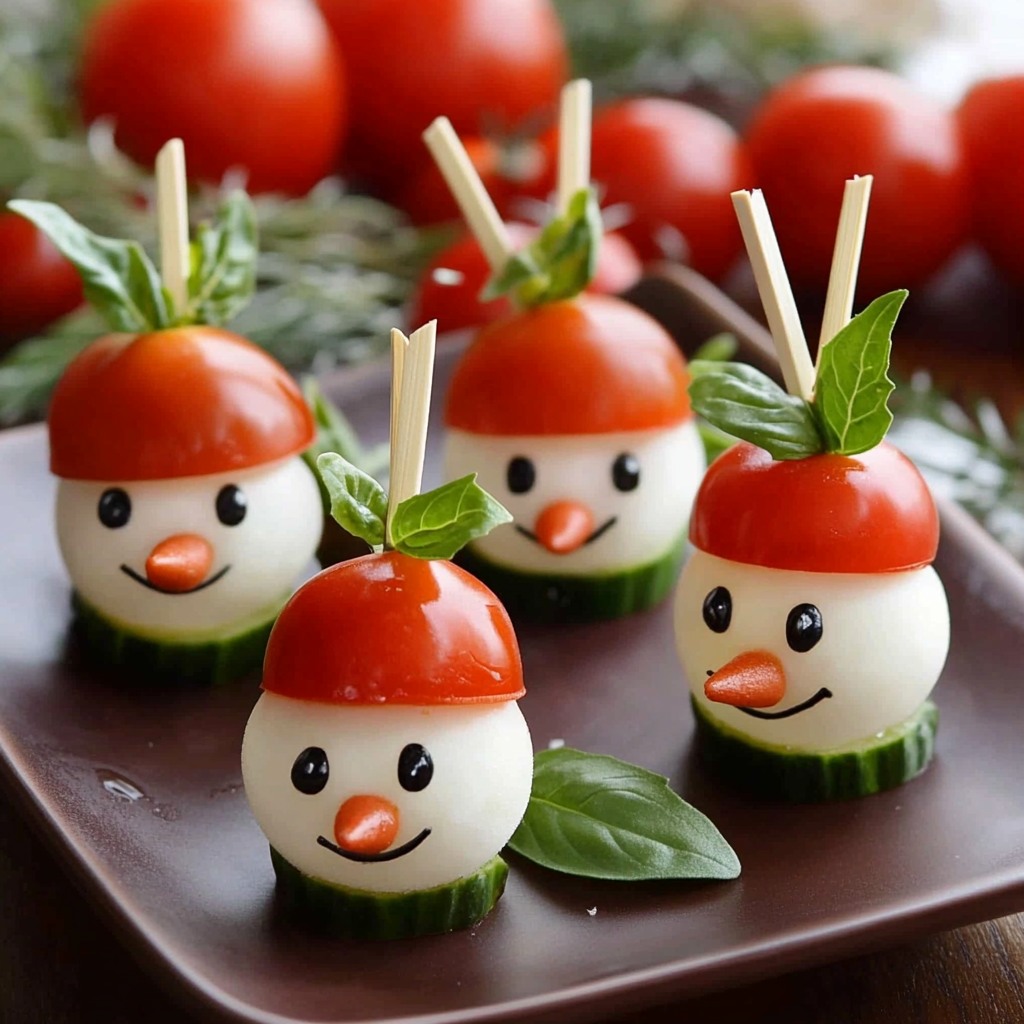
xmin=690 ymin=441 xmax=940 ymax=574
xmin=49 ymin=327 xmax=314 ymax=481
xmin=445 ymin=293 xmax=692 ymax=436
xmin=262 ymin=552 xmax=526 ymax=705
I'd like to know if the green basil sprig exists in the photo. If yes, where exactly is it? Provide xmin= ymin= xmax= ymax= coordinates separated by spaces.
xmin=689 ymin=290 xmax=908 ymax=460
xmin=485 ymin=186 xmax=602 ymax=307
xmin=509 ymin=748 xmax=740 ymax=881
xmin=315 ymin=453 xmax=511 ymax=560
xmin=7 ymin=192 xmax=258 ymax=332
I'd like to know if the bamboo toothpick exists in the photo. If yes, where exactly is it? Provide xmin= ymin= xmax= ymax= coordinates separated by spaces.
xmin=731 ymin=189 xmax=816 ymax=402
xmin=423 ymin=118 xmax=514 ymax=274
xmin=385 ymin=320 xmax=437 ymax=544
xmin=155 ymin=139 xmax=190 ymax=314
xmin=818 ymin=175 xmax=873 ymax=359
xmin=556 ymin=79 xmax=592 ymax=214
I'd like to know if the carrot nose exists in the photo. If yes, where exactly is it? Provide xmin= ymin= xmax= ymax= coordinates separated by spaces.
xmin=705 ymin=651 xmax=787 ymax=708
xmin=534 ymin=500 xmax=594 ymax=554
xmin=333 ymin=795 xmax=400 ymax=855
xmin=145 ymin=534 xmax=214 ymax=593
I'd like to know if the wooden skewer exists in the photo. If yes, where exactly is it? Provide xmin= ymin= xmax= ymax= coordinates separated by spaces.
xmin=818 ymin=175 xmax=873 ymax=359
xmin=386 ymin=320 xmax=437 ymax=543
xmin=731 ymin=189 xmax=816 ymax=402
xmin=155 ymin=139 xmax=190 ymax=314
xmin=556 ymin=79 xmax=592 ymax=215
xmin=423 ymin=118 xmax=514 ymax=274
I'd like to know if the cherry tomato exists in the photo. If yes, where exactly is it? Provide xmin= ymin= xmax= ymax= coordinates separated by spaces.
xmin=315 ymin=0 xmax=566 ymax=192
xmin=533 ymin=99 xmax=753 ymax=281
xmin=445 ymin=293 xmax=691 ymax=435
xmin=958 ymin=76 xmax=1024 ymax=282
xmin=411 ymin=224 xmax=643 ymax=334
xmin=396 ymin=136 xmax=547 ymax=226
xmin=690 ymin=441 xmax=939 ymax=574
xmin=0 ymin=213 xmax=84 ymax=347
xmin=262 ymin=551 xmax=525 ymax=704
xmin=49 ymin=327 xmax=314 ymax=481
xmin=745 ymin=66 xmax=969 ymax=295
xmin=79 ymin=0 xmax=347 ymax=196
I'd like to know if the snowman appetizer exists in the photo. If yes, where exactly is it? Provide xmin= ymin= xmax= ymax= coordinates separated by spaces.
xmin=243 ymin=322 xmax=535 ymax=939
xmin=11 ymin=141 xmax=321 ymax=683
xmin=424 ymin=82 xmax=705 ymax=622
xmin=677 ymin=182 xmax=950 ymax=801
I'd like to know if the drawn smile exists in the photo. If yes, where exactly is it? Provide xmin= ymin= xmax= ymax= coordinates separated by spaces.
xmin=316 ymin=828 xmax=432 ymax=863
xmin=737 ymin=687 xmax=833 ymax=720
xmin=515 ymin=516 xmax=618 ymax=548
xmin=120 ymin=564 xmax=231 ymax=595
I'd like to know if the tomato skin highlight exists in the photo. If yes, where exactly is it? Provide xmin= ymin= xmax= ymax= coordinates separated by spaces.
xmin=79 ymin=0 xmax=347 ymax=195
xmin=261 ymin=552 xmax=525 ymax=706
xmin=958 ymin=75 xmax=1024 ymax=283
xmin=690 ymin=441 xmax=939 ymax=574
xmin=745 ymin=65 xmax=969 ymax=294
xmin=410 ymin=225 xmax=642 ymax=335
xmin=316 ymin=0 xmax=566 ymax=191
xmin=444 ymin=293 xmax=691 ymax=435
xmin=0 ymin=214 xmax=84 ymax=347
xmin=49 ymin=327 xmax=314 ymax=481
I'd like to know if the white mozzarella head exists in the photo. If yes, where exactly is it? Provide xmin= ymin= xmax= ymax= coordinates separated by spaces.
xmin=241 ymin=695 xmax=534 ymax=893
xmin=675 ymin=551 xmax=950 ymax=750
xmin=444 ymin=422 xmax=705 ymax=575
xmin=56 ymin=456 xmax=322 ymax=635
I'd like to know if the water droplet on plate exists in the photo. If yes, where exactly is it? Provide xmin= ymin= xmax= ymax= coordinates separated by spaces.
xmin=96 ymin=769 xmax=145 ymax=802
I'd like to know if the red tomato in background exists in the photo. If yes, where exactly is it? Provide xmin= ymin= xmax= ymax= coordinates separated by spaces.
xmin=958 ymin=76 xmax=1024 ymax=283
xmin=315 ymin=0 xmax=566 ymax=194
xmin=533 ymin=99 xmax=753 ymax=282
xmin=0 ymin=214 xmax=84 ymax=348
xmin=410 ymin=224 xmax=642 ymax=334
xmin=79 ymin=0 xmax=347 ymax=196
xmin=396 ymin=136 xmax=548 ymax=226
xmin=745 ymin=66 xmax=969 ymax=295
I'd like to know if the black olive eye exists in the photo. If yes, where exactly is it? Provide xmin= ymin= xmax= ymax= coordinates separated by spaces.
xmin=216 ymin=484 xmax=247 ymax=526
xmin=702 ymin=586 xmax=732 ymax=633
xmin=290 ymin=747 xmax=329 ymax=795
xmin=506 ymin=456 xmax=536 ymax=494
xmin=397 ymin=743 xmax=433 ymax=792
xmin=786 ymin=603 xmax=823 ymax=653
xmin=612 ymin=453 xmax=640 ymax=492
xmin=98 ymin=488 xmax=131 ymax=529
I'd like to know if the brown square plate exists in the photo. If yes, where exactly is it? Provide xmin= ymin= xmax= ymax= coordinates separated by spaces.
xmin=1 ymin=272 xmax=1023 ymax=1024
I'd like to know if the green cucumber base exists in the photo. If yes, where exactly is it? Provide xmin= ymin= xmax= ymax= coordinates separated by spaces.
xmin=270 ymin=847 xmax=509 ymax=939
xmin=70 ymin=591 xmax=279 ymax=685
xmin=456 ymin=534 xmax=686 ymax=623
xmin=691 ymin=696 xmax=939 ymax=803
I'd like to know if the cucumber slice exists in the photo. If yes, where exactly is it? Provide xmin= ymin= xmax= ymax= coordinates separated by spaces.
xmin=457 ymin=534 xmax=685 ymax=623
xmin=270 ymin=847 xmax=509 ymax=939
xmin=70 ymin=591 xmax=279 ymax=685
xmin=691 ymin=696 xmax=939 ymax=802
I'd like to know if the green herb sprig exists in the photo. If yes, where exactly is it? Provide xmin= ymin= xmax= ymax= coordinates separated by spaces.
xmin=509 ymin=748 xmax=740 ymax=881
xmin=690 ymin=290 xmax=907 ymax=460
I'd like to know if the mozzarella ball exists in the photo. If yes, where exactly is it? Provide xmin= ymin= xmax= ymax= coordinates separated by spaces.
xmin=675 ymin=550 xmax=950 ymax=750
xmin=242 ymin=695 xmax=534 ymax=893
xmin=56 ymin=456 xmax=321 ymax=635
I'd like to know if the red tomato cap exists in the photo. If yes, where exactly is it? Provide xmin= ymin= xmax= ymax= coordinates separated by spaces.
xmin=262 ymin=552 xmax=525 ymax=705
xmin=444 ymin=293 xmax=692 ymax=435
xmin=690 ymin=441 xmax=940 ymax=573
xmin=49 ymin=327 xmax=314 ymax=481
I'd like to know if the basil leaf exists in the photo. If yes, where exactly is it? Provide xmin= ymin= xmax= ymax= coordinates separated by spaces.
xmin=691 ymin=332 xmax=738 ymax=363
xmin=186 ymin=191 xmax=258 ymax=326
xmin=813 ymin=290 xmax=907 ymax=456
xmin=509 ymin=749 xmax=740 ymax=881
xmin=391 ymin=474 xmax=512 ymax=560
xmin=484 ymin=187 xmax=601 ymax=307
xmin=689 ymin=361 xmax=825 ymax=460
xmin=315 ymin=452 xmax=388 ymax=548
xmin=8 ymin=199 xmax=170 ymax=332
